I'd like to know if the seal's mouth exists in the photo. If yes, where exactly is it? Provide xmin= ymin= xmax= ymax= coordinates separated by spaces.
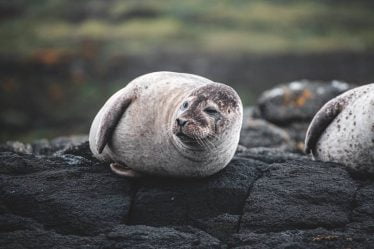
xmin=176 ymin=130 xmax=193 ymax=140
xmin=176 ymin=132 xmax=204 ymax=148
xmin=175 ymin=129 xmax=199 ymax=145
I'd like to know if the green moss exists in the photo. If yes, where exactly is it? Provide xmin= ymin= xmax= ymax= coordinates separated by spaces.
xmin=1 ymin=1 xmax=374 ymax=56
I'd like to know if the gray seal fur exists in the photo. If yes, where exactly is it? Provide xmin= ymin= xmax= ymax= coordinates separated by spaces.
xmin=305 ymin=83 xmax=374 ymax=173
xmin=89 ymin=71 xmax=243 ymax=177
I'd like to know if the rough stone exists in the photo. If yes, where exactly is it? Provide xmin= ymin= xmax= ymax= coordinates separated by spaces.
xmin=128 ymin=156 xmax=266 ymax=230
xmin=252 ymin=80 xmax=355 ymax=145
xmin=239 ymin=160 xmax=357 ymax=233
xmin=106 ymin=225 xmax=223 ymax=249
xmin=0 ymin=135 xmax=88 ymax=156
xmin=0 ymin=134 xmax=373 ymax=248
xmin=256 ymin=80 xmax=353 ymax=124
xmin=228 ymin=228 xmax=374 ymax=249
xmin=240 ymin=119 xmax=294 ymax=150
xmin=0 ymin=151 xmax=132 ymax=236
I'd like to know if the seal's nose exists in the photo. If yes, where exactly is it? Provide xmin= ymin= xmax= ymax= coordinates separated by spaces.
xmin=176 ymin=118 xmax=188 ymax=127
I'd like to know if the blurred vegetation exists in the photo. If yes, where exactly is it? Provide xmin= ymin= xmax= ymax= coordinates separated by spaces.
xmin=1 ymin=0 xmax=374 ymax=142
xmin=1 ymin=0 xmax=374 ymax=56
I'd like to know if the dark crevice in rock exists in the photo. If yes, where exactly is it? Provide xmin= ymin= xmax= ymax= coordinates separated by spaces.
xmin=250 ymin=222 xmax=350 ymax=234
xmin=237 ymin=160 xmax=358 ymax=235
xmin=347 ymin=184 xmax=361 ymax=224
xmin=183 ymin=222 xmax=226 ymax=247
xmin=0 ymin=211 xmax=98 ymax=239
xmin=124 ymin=180 xmax=140 ymax=225
xmin=189 ymin=218 xmax=223 ymax=241
xmin=346 ymin=167 xmax=374 ymax=180
xmin=235 ymin=169 xmax=267 ymax=233
xmin=228 ymin=227 xmax=374 ymax=248
xmin=1 ymin=133 xmax=374 ymax=248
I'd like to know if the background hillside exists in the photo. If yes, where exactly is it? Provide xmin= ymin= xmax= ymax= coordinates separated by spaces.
xmin=1 ymin=0 xmax=374 ymax=141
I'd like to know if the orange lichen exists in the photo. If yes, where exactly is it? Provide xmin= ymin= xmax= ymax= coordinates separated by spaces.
xmin=282 ymin=88 xmax=313 ymax=107
xmin=295 ymin=89 xmax=313 ymax=107
xmin=282 ymin=87 xmax=292 ymax=105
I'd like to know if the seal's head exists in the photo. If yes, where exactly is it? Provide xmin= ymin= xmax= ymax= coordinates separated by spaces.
xmin=172 ymin=83 xmax=242 ymax=146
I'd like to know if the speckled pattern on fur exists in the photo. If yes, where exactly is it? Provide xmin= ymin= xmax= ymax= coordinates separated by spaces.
xmin=305 ymin=83 xmax=374 ymax=173
xmin=89 ymin=71 xmax=243 ymax=177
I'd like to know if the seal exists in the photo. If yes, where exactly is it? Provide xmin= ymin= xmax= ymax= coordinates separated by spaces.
xmin=305 ymin=83 xmax=374 ymax=173
xmin=89 ymin=71 xmax=243 ymax=177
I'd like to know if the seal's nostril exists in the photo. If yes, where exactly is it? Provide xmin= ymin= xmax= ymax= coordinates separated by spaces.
xmin=176 ymin=118 xmax=188 ymax=127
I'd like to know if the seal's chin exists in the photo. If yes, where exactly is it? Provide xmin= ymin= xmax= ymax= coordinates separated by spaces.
xmin=174 ymin=130 xmax=201 ymax=147
xmin=175 ymin=131 xmax=195 ymax=142
xmin=172 ymin=121 xmax=213 ymax=146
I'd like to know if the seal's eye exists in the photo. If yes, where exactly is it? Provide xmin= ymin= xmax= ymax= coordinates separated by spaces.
xmin=204 ymin=107 xmax=219 ymax=116
xmin=181 ymin=101 xmax=189 ymax=110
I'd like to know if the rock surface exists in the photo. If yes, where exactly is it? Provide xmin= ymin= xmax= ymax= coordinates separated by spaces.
xmin=251 ymin=80 xmax=354 ymax=146
xmin=240 ymin=119 xmax=294 ymax=151
xmin=1 ymin=81 xmax=373 ymax=249
xmin=256 ymin=80 xmax=352 ymax=124
xmin=1 ymin=136 xmax=373 ymax=249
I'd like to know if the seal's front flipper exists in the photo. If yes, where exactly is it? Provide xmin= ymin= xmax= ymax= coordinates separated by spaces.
xmin=96 ymin=90 xmax=135 ymax=154
xmin=110 ymin=163 xmax=144 ymax=178
xmin=305 ymin=94 xmax=351 ymax=155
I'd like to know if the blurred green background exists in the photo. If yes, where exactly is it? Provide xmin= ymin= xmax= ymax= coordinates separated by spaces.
xmin=1 ymin=0 xmax=374 ymax=142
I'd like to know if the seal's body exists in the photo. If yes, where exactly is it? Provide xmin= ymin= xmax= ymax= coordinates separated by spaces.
xmin=305 ymin=83 xmax=374 ymax=173
xmin=89 ymin=72 xmax=243 ymax=177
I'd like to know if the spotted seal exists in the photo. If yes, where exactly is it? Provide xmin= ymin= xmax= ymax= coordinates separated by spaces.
xmin=305 ymin=83 xmax=374 ymax=173
xmin=89 ymin=71 xmax=243 ymax=177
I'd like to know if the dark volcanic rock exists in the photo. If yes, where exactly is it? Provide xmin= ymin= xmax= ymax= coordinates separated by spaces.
xmin=128 ymin=157 xmax=266 ymax=229
xmin=256 ymin=80 xmax=353 ymax=124
xmin=239 ymin=160 xmax=357 ymax=232
xmin=240 ymin=119 xmax=294 ymax=150
xmin=106 ymin=225 xmax=223 ymax=249
xmin=0 ymin=136 xmax=373 ymax=248
xmin=0 ymin=135 xmax=88 ymax=156
xmin=252 ymin=80 xmax=355 ymax=146
xmin=0 ymin=151 xmax=132 ymax=236
xmin=228 ymin=228 xmax=374 ymax=249
xmin=1 ymin=220 xmax=223 ymax=249
xmin=236 ymin=147 xmax=308 ymax=164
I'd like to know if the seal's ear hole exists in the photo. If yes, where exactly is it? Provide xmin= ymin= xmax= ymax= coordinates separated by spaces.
xmin=228 ymin=109 xmax=231 ymax=114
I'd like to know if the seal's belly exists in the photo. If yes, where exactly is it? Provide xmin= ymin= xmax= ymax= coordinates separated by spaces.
xmin=316 ymin=94 xmax=374 ymax=168
xmin=108 ymin=82 xmax=195 ymax=174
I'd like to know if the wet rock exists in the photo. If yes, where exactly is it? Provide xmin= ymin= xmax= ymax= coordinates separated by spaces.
xmin=0 ymin=141 xmax=33 ymax=154
xmin=128 ymin=157 xmax=266 ymax=231
xmin=282 ymin=121 xmax=310 ymax=149
xmin=236 ymin=147 xmax=308 ymax=165
xmin=0 ymin=215 xmax=222 ymax=249
xmin=346 ymin=182 xmax=374 ymax=233
xmin=106 ymin=225 xmax=223 ymax=249
xmin=0 ymin=150 xmax=132 ymax=236
xmin=256 ymin=80 xmax=353 ymax=124
xmin=192 ymin=213 xmax=240 ymax=241
xmin=239 ymin=160 xmax=357 ymax=233
xmin=252 ymin=80 xmax=354 ymax=145
xmin=0 ymin=135 xmax=373 ymax=248
xmin=228 ymin=228 xmax=374 ymax=249
xmin=1 ymin=228 xmax=107 ymax=249
xmin=240 ymin=119 xmax=294 ymax=150
xmin=0 ymin=135 xmax=88 ymax=156
xmin=31 ymin=135 xmax=88 ymax=155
